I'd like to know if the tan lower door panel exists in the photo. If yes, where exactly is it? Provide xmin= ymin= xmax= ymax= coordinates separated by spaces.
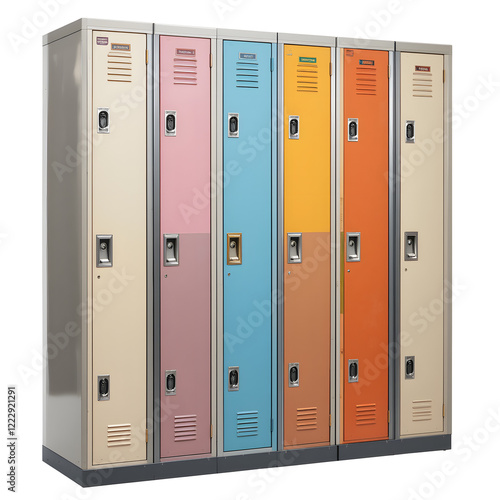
xmin=92 ymin=30 xmax=147 ymax=465
xmin=400 ymin=52 xmax=444 ymax=437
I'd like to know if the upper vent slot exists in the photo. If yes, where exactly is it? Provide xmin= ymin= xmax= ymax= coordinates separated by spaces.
xmin=107 ymin=51 xmax=132 ymax=83
xmin=412 ymin=70 xmax=433 ymax=98
xmin=236 ymin=61 xmax=259 ymax=89
xmin=173 ymin=55 xmax=198 ymax=86
xmin=356 ymin=65 xmax=377 ymax=96
xmin=297 ymin=63 xmax=318 ymax=93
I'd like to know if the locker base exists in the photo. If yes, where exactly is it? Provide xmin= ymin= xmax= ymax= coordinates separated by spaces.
xmin=43 ymin=435 xmax=451 ymax=487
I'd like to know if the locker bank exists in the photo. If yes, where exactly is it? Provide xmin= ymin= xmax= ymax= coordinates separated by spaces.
xmin=43 ymin=19 xmax=452 ymax=486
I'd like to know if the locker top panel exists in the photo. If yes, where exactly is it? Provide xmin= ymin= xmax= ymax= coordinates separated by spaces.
xmin=43 ymin=18 xmax=153 ymax=45
xmin=278 ymin=32 xmax=335 ymax=47
xmin=337 ymin=37 xmax=394 ymax=51
xmin=396 ymin=41 xmax=452 ymax=55
xmin=154 ymin=24 xmax=216 ymax=38
xmin=217 ymin=28 xmax=277 ymax=43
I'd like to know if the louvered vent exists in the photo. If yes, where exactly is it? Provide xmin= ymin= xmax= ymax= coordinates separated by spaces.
xmin=237 ymin=411 xmax=258 ymax=437
xmin=107 ymin=51 xmax=132 ymax=83
xmin=236 ymin=61 xmax=259 ymax=89
xmin=174 ymin=414 xmax=197 ymax=441
xmin=356 ymin=65 xmax=377 ymax=96
xmin=297 ymin=63 xmax=319 ymax=93
xmin=413 ymin=71 xmax=433 ymax=98
xmin=107 ymin=423 xmax=132 ymax=447
xmin=412 ymin=400 xmax=433 ymax=422
xmin=297 ymin=407 xmax=318 ymax=431
xmin=356 ymin=403 xmax=377 ymax=426
xmin=174 ymin=54 xmax=198 ymax=86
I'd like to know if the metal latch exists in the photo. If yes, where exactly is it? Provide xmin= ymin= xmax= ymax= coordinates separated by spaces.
xmin=348 ymin=359 xmax=358 ymax=383
xmin=346 ymin=232 xmax=360 ymax=262
xmin=164 ymin=234 xmax=179 ymax=266
xmin=227 ymin=233 xmax=242 ymax=265
xmin=405 ymin=120 xmax=415 ymax=143
xmin=97 ymin=375 xmax=110 ymax=401
xmin=287 ymin=233 xmax=302 ymax=264
xmin=165 ymin=110 xmax=177 ymax=136
xmin=348 ymin=118 xmax=358 ymax=142
xmin=96 ymin=235 xmax=113 ymax=268
xmin=228 ymin=367 xmax=239 ymax=391
xmin=165 ymin=370 xmax=176 ymax=395
xmin=289 ymin=115 xmax=299 ymax=139
xmin=288 ymin=363 xmax=299 ymax=387
xmin=404 ymin=232 xmax=418 ymax=261
xmin=97 ymin=108 xmax=109 ymax=134
xmin=405 ymin=356 xmax=415 ymax=379
xmin=228 ymin=113 xmax=239 ymax=138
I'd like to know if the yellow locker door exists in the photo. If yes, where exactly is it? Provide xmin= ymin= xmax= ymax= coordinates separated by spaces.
xmin=400 ymin=52 xmax=444 ymax=437
xmin=92 ymin=31 xmax=147 ymax=465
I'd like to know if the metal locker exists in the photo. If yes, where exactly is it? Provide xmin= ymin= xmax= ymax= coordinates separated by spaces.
xmin=399 ymin=51 xmax=445 ymax=437
xmin=283 ymin=42 xmax=331 ymax=449
xmin=158 ymin=35 xmax=212 ymax=459
xmin=341 ymin=47 xmax=390 ymax=443
xmin=92 ymin=30 xmax=148 ymax=465
xmin=220 ymin=37 xmax=277 ymax=453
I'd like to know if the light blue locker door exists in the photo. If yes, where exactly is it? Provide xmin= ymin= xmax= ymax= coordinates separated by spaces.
xmin=223 ymin=40 xmax=275 ymax=452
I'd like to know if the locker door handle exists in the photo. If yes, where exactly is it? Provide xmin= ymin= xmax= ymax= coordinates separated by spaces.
xmin=289 ymin=363 xmax=299 ymax=387
xmin=405 ymin=120 xmax=415 ymax=143
xmin=165 ymin=110 xmax=177 ymax=136
xmin=97 ymin=107 xmax=109 ymax=134
xmin=228 ymin=113 xmax=239 ymax=137
xmin=289 ymin=115 xmax=299 ymax=139
xmin=348 ymin=359 xmax=358 ymax=383
xmin=227 ymin=233 xmax=242 ymax=265
xmin=405 ymin=356 xmax=415 ymax=379
xmin=96 ymin=235 xmax=113 ymax=267
xmin=228 ymin=367 xmax=239 ymax=391
xmin=404 ymin=232 xmax=418 ymax=261
xmin=164 ymin=234 xmax=179 ymax=266
xmin=287 ymin=233 xmax=302 ymax=263
xmin=165 ymin=370 xmax=176 ymax=395
xmin=348 ymin=118 xmax=358 ymax=142
xmin=97 ymin=375 xmax=110 ymax=401
xmin=346 ymin=233 xmax=360 ymax=262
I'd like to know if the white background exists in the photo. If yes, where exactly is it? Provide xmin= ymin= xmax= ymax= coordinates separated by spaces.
xmin=1 ymin=0 xmax=498 ymax=498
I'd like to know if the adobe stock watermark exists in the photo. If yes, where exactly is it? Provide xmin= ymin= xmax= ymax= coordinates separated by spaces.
xmin=213 ymin=0 xmax=245 ymax=20
xmin=407 ymin=405 xmax=500 ymax=500
xmin=7 ymin=0 xmax=72 ymax=54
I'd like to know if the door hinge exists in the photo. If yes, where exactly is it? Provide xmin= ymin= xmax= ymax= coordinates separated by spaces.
xmin=388 ymin=65 xmax=391 ymax=78
xmin=145 ymin=49 xmax=148 ymax=65
xmin=210 ymin=53 xmax=213 ymax=68
xmin=329 ymin=62 xmax=332 ymax=76
xmin=388 ymin=410 xmax=391 ymax=423
xmin=443 ymin=404 xmax=445 ymax=418
xmin=270 ymin=58 xmax=274 ymax=72
xmin=443 ymin=69 xmax=446 ymax=83
xmin=145 ymin=428 xmax=148 ymax=443
xmin=210 ymin=424 xmax=213 ymax=438
xmin=271 ymin=418 xmax=274 ymax=431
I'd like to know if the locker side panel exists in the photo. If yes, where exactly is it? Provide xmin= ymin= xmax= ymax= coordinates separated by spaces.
xmin=342 ymin=49 xmax=389 ymax=443
xmin=92 ymin=31 xmax=147 ymax=465
xmin=400 ymin=52 xmax=444 ymax=437
xmin=159 ymin=36 xmax=212 ymax=459
xmin=223 ymin=40 xmax=273 ymax=452
xmin=283 ymin=44 xmax=331 ymax=449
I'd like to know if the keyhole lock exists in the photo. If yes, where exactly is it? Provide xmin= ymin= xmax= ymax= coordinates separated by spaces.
xmin=230 ymin=241 xmax=236 ymax=249
xmin=228 ymin=367 xmax=239 ymax=391
xmin=97 ymin=375 xmax=110 ymax=401
xmin=165 ymin=370 xmax=177 ymax=395
xmin=288 ymin=363 xmax=299 ymax=387
xmin=100 ymin=242 xmax=107 ymax=250
xmin=348 ymin=359 xmax=359 ymax=383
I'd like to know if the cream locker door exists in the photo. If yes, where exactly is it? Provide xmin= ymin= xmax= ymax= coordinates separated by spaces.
xmin=92 ymin=31 xmax=147 ymax=465
xmin=400 ymin=52 xmax=444 ymax=437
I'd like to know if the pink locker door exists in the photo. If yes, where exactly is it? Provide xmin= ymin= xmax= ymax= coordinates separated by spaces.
xmin=160 ymin=36 xmax=211 ymax=459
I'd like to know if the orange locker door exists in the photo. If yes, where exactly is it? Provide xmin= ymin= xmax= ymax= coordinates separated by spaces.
xmin=283 ymin=44 xmax=331 ymax=449
xmin=342 ymin=48 xmax=389 ymax=443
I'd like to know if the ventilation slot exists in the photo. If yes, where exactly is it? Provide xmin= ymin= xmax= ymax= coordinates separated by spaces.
xmin=237 ymin=411 xmax=259 ymax=437
xmin=412 ymin=400 xmax=433 ymax=422
xmin=107 ymin=423 xmax=132 ymax=447
xmin=174 ymin=414 xmax=197 ymax=442
xmin=356 ymin=403 xmax=377 ymax=426
xmin=174 ymin=56 xmax=197 ymax=86
xmin=236 ymin=61 xmax=259 ymax=89
xmin=356 ymin=66 xmax=377 ymax=96
xmin=107 ymin=51 xmax=132 ymax=83
xmin=297 ymin=407 xmax=318 ymax=431
xmin=297 ymin=63 xmax=318 ymax=93
xmin=412 ymin=73 xmax=433 ymax=98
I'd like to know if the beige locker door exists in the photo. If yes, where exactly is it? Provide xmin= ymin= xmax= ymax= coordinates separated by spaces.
xmin=400 ymin=52 xmax=444 ymax=437
xmin=92 ymin=31 xmax=147 ymax=465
